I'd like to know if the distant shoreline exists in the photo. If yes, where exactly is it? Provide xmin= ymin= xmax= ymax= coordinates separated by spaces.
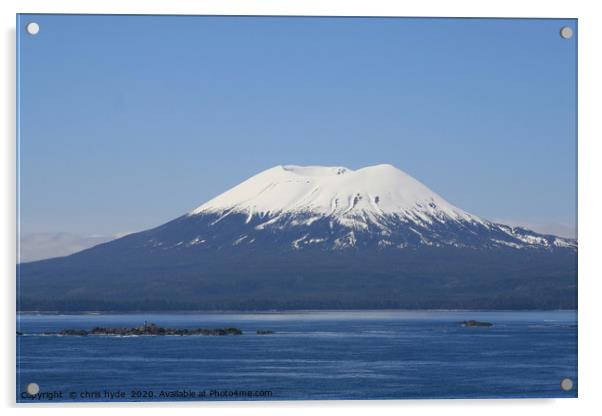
xmin=16 ymin=308 xmax=578 ymax=315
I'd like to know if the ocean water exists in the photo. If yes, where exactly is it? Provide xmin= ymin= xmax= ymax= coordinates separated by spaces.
xmin=16 ymin=310 xmax=577 ymax=402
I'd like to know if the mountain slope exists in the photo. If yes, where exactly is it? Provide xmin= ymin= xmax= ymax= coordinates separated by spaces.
xmin=17 ymin=164 xmax=577 ymax=311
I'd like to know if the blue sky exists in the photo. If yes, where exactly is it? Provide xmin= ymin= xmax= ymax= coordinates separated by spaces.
xmin=18 ymin=15 xmax=577 ymax=257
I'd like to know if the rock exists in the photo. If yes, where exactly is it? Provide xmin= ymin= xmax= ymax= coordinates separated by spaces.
xmin=59 ymin=323 xmax=243 ymax=336
xmin=461 ymin=320 xmax=493 ymax=327
xmin=59 ymin=329 xmax=89 ymax=336
xmin=256 ymin=330 xmax=275 ymax=335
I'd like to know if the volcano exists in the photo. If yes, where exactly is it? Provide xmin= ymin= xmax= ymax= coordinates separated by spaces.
xmin=17 ymin=164 xmax=577 ymax=311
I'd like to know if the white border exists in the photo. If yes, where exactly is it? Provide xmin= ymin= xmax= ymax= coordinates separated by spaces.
xmin=2 ymin=1 xmax=601 ymax=415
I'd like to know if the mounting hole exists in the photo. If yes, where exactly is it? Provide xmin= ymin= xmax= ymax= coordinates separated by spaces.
xmin=560 ymin=378 xmax=573 ymax=391
xmin=26 ymin=22 xmax=40 ymax=35
xmin=560 ymin=26 xmax=573 ymax=39
xmin=26 ymin=383 xmax=40 ymax=395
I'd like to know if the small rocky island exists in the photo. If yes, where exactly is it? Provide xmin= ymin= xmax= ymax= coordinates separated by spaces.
xmin=43 ymin=322 xmax=243 ymax=336
xmin=461 ymin=320 xmax=493 ymax=327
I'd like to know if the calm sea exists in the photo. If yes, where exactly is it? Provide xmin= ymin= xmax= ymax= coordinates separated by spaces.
xmin=16 ymin=310 xmax=577 ymax=402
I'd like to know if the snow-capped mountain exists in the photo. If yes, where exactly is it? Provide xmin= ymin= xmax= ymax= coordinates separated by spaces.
xmin=181 ymin=164 xmax=575 ymax=251
xmin=192 ymin=164 xmax=469 ymax=217
xmin=17 ymin=164 xmax=577 ymax=312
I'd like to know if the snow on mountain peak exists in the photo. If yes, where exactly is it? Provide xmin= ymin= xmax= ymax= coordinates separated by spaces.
xmin=189 ymin=164 xmax=476 ymax=224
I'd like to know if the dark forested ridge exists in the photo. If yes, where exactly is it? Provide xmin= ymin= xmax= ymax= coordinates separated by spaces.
xmin=17 ymin=245 xmax=577 ymax=312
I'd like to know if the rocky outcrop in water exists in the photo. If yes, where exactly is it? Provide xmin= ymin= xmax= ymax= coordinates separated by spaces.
xmin=43 ymin=322 xmax=243 ymax=336
xmin=461 ymin=320 xmax=493 ymax=327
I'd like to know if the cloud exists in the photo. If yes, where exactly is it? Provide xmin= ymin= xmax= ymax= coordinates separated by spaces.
xmin=18 ymin=232 xmax=130 ymax=263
